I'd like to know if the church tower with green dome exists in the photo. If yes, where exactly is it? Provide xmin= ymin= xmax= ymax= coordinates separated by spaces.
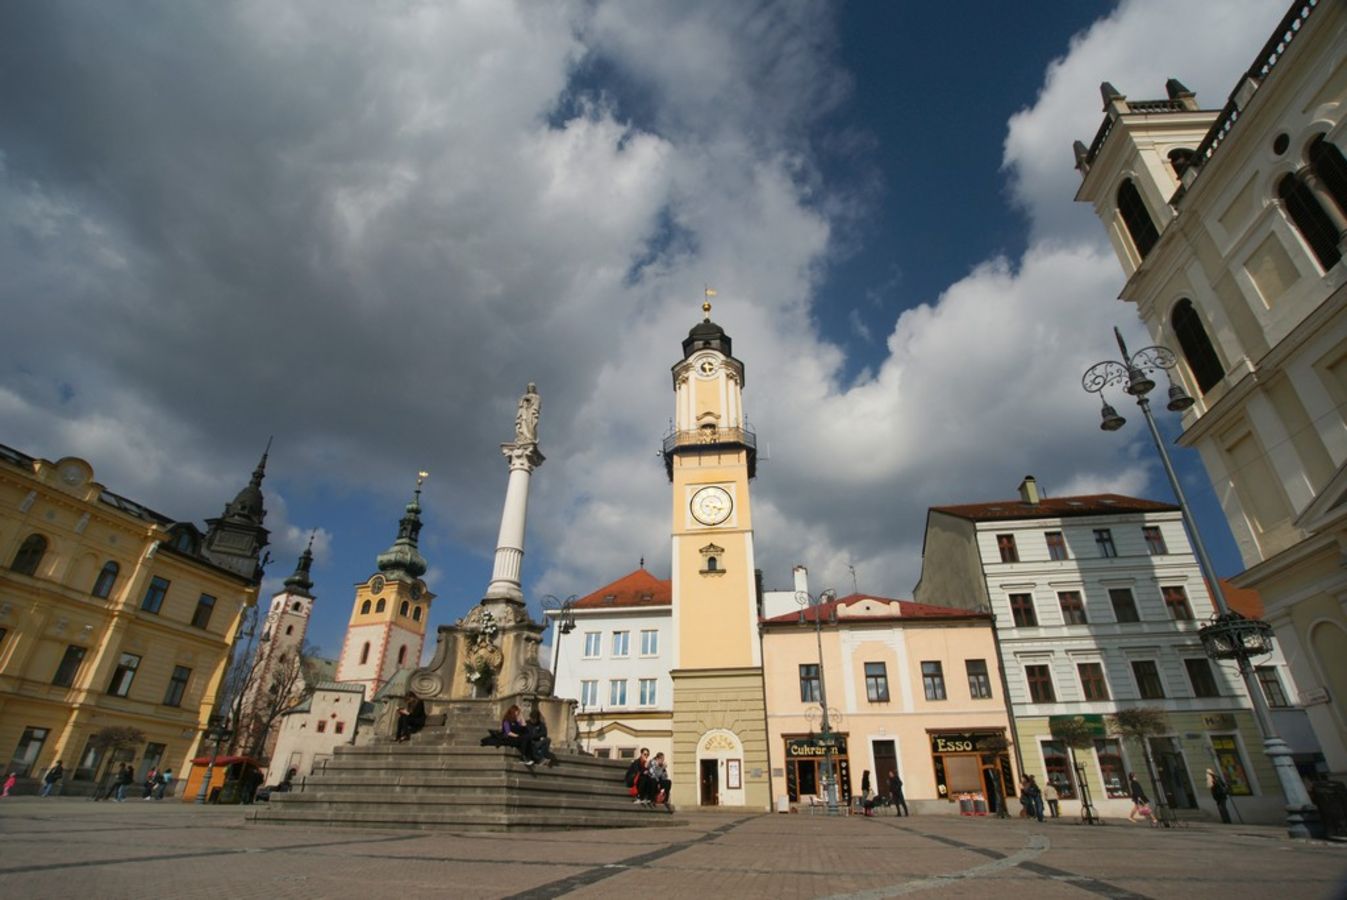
xmin=334 ymin=476 xmax=436 ymax=699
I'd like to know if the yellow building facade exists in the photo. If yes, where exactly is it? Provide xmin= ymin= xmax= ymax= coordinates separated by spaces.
xmin=761 ymin=594 xmax=1013 ymax=813
xmin=0 ymin=444 xmax=265 ymax=794
xmin=664 ymin=304 xmax=769 ymax=809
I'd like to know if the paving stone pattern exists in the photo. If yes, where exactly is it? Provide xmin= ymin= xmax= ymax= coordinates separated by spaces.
xmin=2 ymin=798 xmax=1345 ymax=899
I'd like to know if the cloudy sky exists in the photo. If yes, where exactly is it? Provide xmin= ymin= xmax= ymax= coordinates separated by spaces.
xmin=1 ymin=0 xmax=1287 ymax=657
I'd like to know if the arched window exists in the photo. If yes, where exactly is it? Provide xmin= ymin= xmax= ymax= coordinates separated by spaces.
xmin=91 ymin=561 xmax=120 ymax=598
xmin=706 ymin=556 xmax=719 ymax=572
xmin=398 ymin=600 xmax=408 ymax=617
xmin=10 ymin=534 xmax=47 ymax=576
xmin=397 ymin=645 xmax=408 ymax=665
xmin=1308 ymin=135 xmax=1347 ymax=218
xmin=1171 ymin=299 xmax=1224 ymax=394
xmin=285 ymin=625 xmax=294 ymax=636
xmin=360 ymin=599 xmax=372 ymax=615
xmin=359 ymin=642 xmax=371 ymax=665
xmin=1117 ymin=179 xmax=1159 ymax=259
xmin=376 ymin=598 xmax=386 ymax=613
xmin=292 ymin=602 xmax=302 ymax=612
xmin=1279 ymin=172 xmax=1342 ymax=271
xmin=413 ymin=606 xmax=422 ymax=622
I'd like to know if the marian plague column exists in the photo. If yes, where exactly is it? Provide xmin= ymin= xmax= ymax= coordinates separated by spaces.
xmin=664 ymin=301 xmax=768 ymax=810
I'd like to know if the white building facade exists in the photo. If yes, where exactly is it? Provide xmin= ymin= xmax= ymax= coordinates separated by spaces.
xmin=1073 ymin=0 xmax=1347 ymax=776
xmin=915 ymin=477 xmax=1310 ymax=824
xmin=546 ymin=568 xmax=673 ymax=765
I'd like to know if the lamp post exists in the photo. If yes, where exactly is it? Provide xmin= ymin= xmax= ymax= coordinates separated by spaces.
xmin=1082 ymin=327 xmax=1318 ymax=838
xmin=797 ymin=588 xmax=841 ymax=816
xmin=194 ymin=714 xmax=232 ymax=805
xmin=541 ymin=594 xmax=577 ymax=679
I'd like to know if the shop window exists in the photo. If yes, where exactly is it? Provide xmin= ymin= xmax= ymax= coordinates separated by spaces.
xmin=1045 ymin=531 xmax=1068 ymax=561
xmin=108 ymin=653 xmax=141 ymax=697
xmin=1142 ymin=526 xmax=1168 ymax=555
xmin=1093 ymin=529 xmax=1117 ymax=558
xmin=141 ymin=576 xmax=170 ymax=614
xmin=1117 ymin=178 xmax=1159 ymax=258
xmin=1162 ymin=586 xmax=1194 ymax=621
xmin=1209 ymin=734 xmax=1253 ymax=796
xmin=140 ymin=743 xmax=167 ymax=781
xmin=1094 ymin=739 xmax=1130 ymax=798
xmin=799 ymin=664 xmax=821 ymax=703
xmin=1171 ymin=299 xmax=1224 ymax=393
xmin=163 ymin=666 xmax=191 ymax=707
xmin=191 ymin=594 xmax=216 ymax=629
xmin=966 ymin=659 xmax=992 ymax=699
xmin=865 ymin=662 xmax=890 ymax=702
xmin=921 ymin=661 xmax=946 ymax=701
xmin=8 ymin=726 xmax=50 ymax=778
xmin=1132 ymin=660 xmax=1166 ymax=699
xmin=1058 ymin=591 xmax=1088 ymax=625
xmin=10 ymin=533 xmax=47 ymax=576
xmin=1009 ymin=593 xmax=1037 ymax=627
xmin=52 ymin=645 xmax=87 ymax=687
xmin=1256 ymin=666 xmax=1289 ymax=707
xmin=1109 ymin=588 xmax=1140 ymax=623
xmin=1025 ymin=665 xmax=1055 ymax=703
xmin=996 ymin=534 xmax=1019 ymax=563
xmin=91 ymin=561 xmax=120 ymax=598
xmin=1184 ymin=658 xmax=1220 ymax=697
xmin=1040 ymin=740 xmax=1077 ymax=800
xmin=1078 ymin=662 xmax=1110 ymax=701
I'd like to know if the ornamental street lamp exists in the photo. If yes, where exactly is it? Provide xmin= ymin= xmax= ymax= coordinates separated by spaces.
xmin=798 ymin=588 xmax=842 ymax=816
xmin=194 ymin=714 xmax=233 ymax=805
xmin=1083 ymin=327 xmax=1319 ymax=838
xmin=541 ymin=594 xmax=578 ymax=678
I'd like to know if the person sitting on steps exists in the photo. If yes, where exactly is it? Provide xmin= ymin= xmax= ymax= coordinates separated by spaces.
xmin=647 ymin=752 xmax=673 ymax=813
xmin=395 ymin=691 xmax=427 ymax=743
xmin=521 ymin=710 xmax=556 ymax=767
xmin=500 ymin=705 xmax=528 ymax=760
xmin=625 ymin=748 xmax=652 ymax=806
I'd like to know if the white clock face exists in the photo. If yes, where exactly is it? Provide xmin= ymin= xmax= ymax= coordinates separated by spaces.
xmin=690 ymin=486 xmax=733 ymax=526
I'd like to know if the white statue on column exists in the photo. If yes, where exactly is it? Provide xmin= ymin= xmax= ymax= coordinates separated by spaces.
xmin=514 ymin=383 xmax=541 ymax=446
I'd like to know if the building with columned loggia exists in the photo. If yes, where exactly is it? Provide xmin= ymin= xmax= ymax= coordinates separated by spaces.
xmin=1072 ymin=0 xmax=1347 ymax=777
xmin=0 ymin=442 xmax=267 ymax=795
xmin=662 ymin=301 xmax=770 ymax=809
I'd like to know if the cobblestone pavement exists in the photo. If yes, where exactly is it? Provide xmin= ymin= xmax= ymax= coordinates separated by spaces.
xmin=1 ymin=799 xmax=1344 ymax=899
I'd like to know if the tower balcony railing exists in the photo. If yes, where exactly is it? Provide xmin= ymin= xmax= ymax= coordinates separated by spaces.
xmin=662 ymin=426 xmax=757 ymax=480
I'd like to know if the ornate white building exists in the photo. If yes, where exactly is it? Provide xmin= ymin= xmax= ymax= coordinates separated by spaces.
xmin=1073 ymin=0 xmax=1347 ymax=775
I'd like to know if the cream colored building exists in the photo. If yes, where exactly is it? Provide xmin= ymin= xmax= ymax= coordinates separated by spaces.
xmin=662 ymin=303 xmax=769 ymax=809
xmin=545 ymin=567 xmax=673 ymax=765
xmin=761 ymin=592 xmax=1012 ymax=814
xmin=1073 ymin=0 xmax=1347 ymax=776
xmin=0 ymin=443 xmax=266 ymax=794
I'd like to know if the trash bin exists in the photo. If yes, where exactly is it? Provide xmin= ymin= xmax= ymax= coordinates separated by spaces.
xmin=1310 ymin=780 xmax=1347 ymax=838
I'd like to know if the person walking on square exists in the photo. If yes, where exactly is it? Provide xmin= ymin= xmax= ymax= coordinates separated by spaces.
xmin=1206 ymin=768 xmax=1231 ymax=824
xmin=1043 ymin=780 xmax=1060 ymax=818
xmin=113 ymin=763 xmax=133 ymax=802
xmin=142 ymin=767 xmax=158 ymax=800
xmin=887 ymin=771 xmax=908 ymax=816
xmin=2 ymin=772 xmax=16 ymax=797
xmin=1127 ymin=772 xmax=1154 ymax=824
xmin=154 ymin=769 xmax=172 ymax=800
xmin=860 ymin=770 xmax=873 ymax=815
xmin=1023 ymin=775 xmax=1044 ymax=822
xmin=41 ymin=761 xmax=64 ymax=797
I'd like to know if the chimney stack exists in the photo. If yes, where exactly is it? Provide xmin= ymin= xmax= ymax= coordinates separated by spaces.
xmin=793 ymin=564 xmax=809 ymax=597
xmin=1018 ymin=476 xmax=1041 ymax=505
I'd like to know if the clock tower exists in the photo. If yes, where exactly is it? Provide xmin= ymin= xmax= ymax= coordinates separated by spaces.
xmin=334 ymin=477 xmax=435 ymax=699
xmin=664 ymin=301 xmax=768 ymax=809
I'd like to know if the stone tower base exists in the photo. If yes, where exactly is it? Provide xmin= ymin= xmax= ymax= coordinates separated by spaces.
xmin=670 ymin=667 xmax=770 ymax=811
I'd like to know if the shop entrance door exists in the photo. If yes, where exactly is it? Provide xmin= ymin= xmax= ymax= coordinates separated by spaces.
xmin=1149 ymin=737 xmax=1197 ymax=809
xmin=872 ymin=740 xmax=898 ymax=792
xmin=700 ymin=759 xmax=719 ymax=806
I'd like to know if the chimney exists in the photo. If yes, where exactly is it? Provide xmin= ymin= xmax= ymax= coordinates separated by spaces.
xmin=1018 ymin=476 xmax=1041 ymax=505
xmin=793 ymin=565 xmax=809 ymax=597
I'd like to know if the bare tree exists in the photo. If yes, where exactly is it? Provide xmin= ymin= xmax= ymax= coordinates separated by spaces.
xmin=1049 ymin=717 xmax=1100 ymax=823
xmin=229 ymin=641 xmax=322 ymax=759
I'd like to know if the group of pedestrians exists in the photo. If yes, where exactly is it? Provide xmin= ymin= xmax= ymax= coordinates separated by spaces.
xmin=858 ymin=769 xmax=909 ymax=816
xmin=625 ymin=747 xmax=673 ymax=812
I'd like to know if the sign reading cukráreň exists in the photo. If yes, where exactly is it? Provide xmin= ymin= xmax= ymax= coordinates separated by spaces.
xmin=786 ymin=736 xmax=849 ymax=757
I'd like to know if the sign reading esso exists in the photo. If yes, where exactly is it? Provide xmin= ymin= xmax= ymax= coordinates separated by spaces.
xmin=931 ymin=736 xmax=975 ymax=753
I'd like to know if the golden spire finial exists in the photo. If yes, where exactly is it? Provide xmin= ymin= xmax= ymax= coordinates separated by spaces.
xmin=703 ymin=286 xmax=717 ymax=320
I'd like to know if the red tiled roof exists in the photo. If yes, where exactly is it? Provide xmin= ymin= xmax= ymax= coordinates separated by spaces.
xmin=572 ymin=568 xmax=671 ymax=610
xmin=762 ymin=592 xmax=987 ymax=624
xmin=931 ymin=493 xmax=1178 ymax=522
xmin=1216 ymin=579 xmax=1263 ymax=618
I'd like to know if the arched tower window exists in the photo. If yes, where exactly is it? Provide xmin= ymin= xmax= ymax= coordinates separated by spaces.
xmin=360 ymin=599 xmax=372 ymax=615
xmin=292 ymin=601 xmax=302 ymax=612
xmin=1117 ymin=178 xmax=1159 ymax=259
xmin=91 ymin=561 xmax=120 ymax=598
xmin=285 ymin=625 xmax=294 ymax=636
xmin=1171 ymin=299 xmax=1224 ymax=394
xmin=376 ymin=598 xmax=386 ymax=613
xmin=706 ymin=557 xmax=719 ymax=572
xmin=1279 ymin=172 xmax=1342 ymax=271
xmin=1308 ymin=135 xmax=1347 ymax=218
xmin=359 ymin=642 xmax=371 ymax=665
xmin=11 ymin=534 xmax=48 ymax=576
xmin=400 ymin=600 xmax=409 ymax=617
xmin=397 ymin=645 xmax=408 ymax=666
xmin=413 ymin=606 xmax=422 ymax=622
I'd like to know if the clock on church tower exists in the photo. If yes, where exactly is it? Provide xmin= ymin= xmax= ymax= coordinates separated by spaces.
xmin=663 ymin=300 xmax=769 ymax=810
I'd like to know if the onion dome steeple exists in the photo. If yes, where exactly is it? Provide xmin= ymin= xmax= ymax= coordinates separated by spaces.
xmin=376 ymin=472 xmax=428 ymax=580
xmin=282 ymin=533 xmax=316 ymax=598
xmin=682 ymin=299 xmax=733 ymax=359
xmin=202 ymin=439 xmax=272 ymax=583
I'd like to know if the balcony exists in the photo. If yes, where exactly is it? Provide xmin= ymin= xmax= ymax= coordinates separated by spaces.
xmin=662 ymin=427 xmax=757 ymax=480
